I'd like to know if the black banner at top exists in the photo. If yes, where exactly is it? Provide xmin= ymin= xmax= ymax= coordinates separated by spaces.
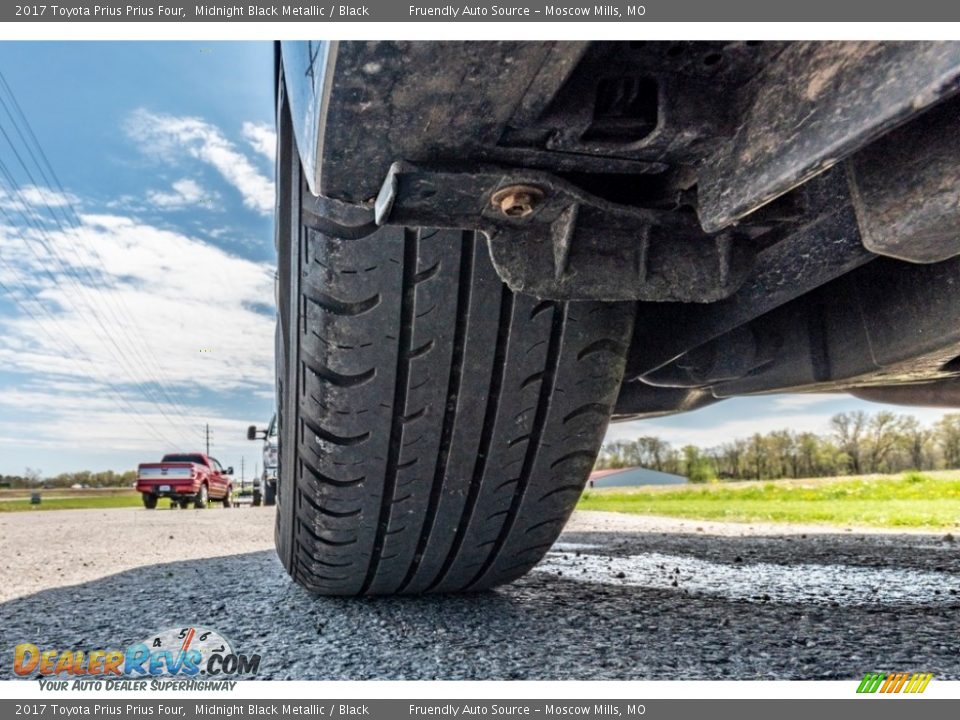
xmin=5 ymin=0 xmax=960 ymax=22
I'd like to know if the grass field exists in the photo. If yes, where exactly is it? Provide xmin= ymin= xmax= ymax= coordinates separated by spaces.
xmin=0 ymin=488 xmax=142 ymax=512
xmin=577 ymin=471 xmax=960 ymax=529
xmin=6 ymin=472 xmax=960 ymax=527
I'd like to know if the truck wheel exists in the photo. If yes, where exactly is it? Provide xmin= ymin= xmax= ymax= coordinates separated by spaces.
xmin=222 ymin=489 xmax=233 ymax=508
xmin=142 ymin=493 xmax=158 ymax=510
xmin=252 ymin=491 xmax=262 ymax=507
xmin=264 ymin=481 xmax=276 ymax=507
xmin=194 ymin=484 xmax=208 ymax=509
xmin=179 ymin=499 xmax=191 ymax=510
xmin=273 ymin=83 xmax=634 ymax=595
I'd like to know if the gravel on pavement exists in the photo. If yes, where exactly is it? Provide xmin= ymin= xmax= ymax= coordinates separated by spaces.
xmin=2 ymin=506 xmax=957 ymax=680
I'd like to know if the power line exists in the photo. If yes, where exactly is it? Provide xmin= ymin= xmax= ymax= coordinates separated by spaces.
xmin=0 ymin=71 xmax=199 ymax=414
xmin=0 ymin=73 xmax=194 ymax=416
xmin=0 ymin=73 xmax=198 ymax=422
xmin=0 ymin=214 xmax=184 ymax=450
xmin=0 ymin=267 xmax=185 ymax=449
xmin=0 ymin=74 xmax=199 ymax=447
xmin=0 ymin=161 xmax=196 ymax=449
xmin=0 ymin=124 xmax=195 ymax=432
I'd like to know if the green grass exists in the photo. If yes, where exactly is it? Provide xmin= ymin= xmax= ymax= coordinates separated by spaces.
xmin=577 ymin=472 xmax=960 ymax=529
xmin=0 ymin=491 xmax=142 ymax=512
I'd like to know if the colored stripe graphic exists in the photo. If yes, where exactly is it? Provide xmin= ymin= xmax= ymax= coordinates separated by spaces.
xmin=858 ymin=672 xmax=932 ymax=694
xmin=857 ymin=673 xmax=885 ymax=693
xmin=907 ymin=673 xmax=933 ymax=694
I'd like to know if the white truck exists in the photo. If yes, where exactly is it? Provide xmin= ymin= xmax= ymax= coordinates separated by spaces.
xmin=246 ymin=415 xmax=277 ymax=507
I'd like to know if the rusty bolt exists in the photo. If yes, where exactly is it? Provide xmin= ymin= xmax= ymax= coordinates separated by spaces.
xmin=491 ymin=185 xmax=543 ymax=219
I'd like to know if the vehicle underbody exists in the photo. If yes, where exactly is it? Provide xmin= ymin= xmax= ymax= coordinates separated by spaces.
xmin=295 ymin=40 xmax=960 ymax=421
xmin=274 ymin=40 xmax=960 ymax=595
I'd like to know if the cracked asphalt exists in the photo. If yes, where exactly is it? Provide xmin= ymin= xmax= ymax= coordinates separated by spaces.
xmin=1 ymin=506 xmax=958 ymax=680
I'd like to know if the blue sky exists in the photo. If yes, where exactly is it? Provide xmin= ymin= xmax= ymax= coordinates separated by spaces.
xmin=0 ymin=42 xmax=276 ymax=477
xmin=0 ymin=41 xmax=953 ymax=478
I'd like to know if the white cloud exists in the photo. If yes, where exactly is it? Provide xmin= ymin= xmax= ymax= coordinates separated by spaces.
xmin=126 ymin=109 xmax=274 ymax=215
xmin=0 ymin=381 xmax=260 ymax=462
xmin=18 ymin=185 xmax=78 ymax=208
xmin=0 ymin=205 xmax=276 ymax=462
xmin=242 ymin=121 xmax=276 ymax=163
xmin=0 ymin=379 xmax=262 ymax=450
xmin=0 ymin=210 xmax=275 ymax=393
xmin=147 ymin=178 xmax=216 ymax=210
xmin=772 ymin=394 xmax=838 ymax=410
xmin=0 ymin=184 xmax=80 ymax=217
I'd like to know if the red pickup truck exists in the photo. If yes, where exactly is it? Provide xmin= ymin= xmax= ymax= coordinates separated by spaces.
xmin=136 ymin=453 xmax=233 ymax=509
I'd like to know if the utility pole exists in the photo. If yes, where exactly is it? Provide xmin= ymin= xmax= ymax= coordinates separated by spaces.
xmin=203 ymin=424 xmax=213 ymax=456
xmin=241 ymin=457 xmax=245 ymax=491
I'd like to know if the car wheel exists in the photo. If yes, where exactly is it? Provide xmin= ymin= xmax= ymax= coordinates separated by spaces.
xmin=252 ymin=491 xmax=262 ymax=507
xmin=264 ymin=481 xmax=276 ymax=507
xmin=194 ymin=484 xmax=208 ymax=509
xmin=273 ymin=79 xmax=634 ymax=595
xmin=223 ymin=489 xmax=233 ymax=508
xmin=142 ymin=493 xmax=158 ymax=510
xmin=179 ymin=499 xmax=191 ymax=510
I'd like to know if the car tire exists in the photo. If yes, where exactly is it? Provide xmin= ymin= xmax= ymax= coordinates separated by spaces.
xmin=142 ymin=493 xmax=157 ymax=510
xmin=194 ymin=484 xmax=208 ymax=509
xmin=273 ymin=80 xmax=635 ymax=596
xmin=223 ymin=489 xmax=233 ymax=508
xmin=264 ymin=481 xmax=276 ymax=507
xmin=252 ymin=491 xmax=262 ymax=507
xmin=179 ymin=499 xmax=191 ymax=510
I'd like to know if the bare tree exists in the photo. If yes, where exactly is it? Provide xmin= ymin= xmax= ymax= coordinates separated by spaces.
xmin=901 ymin=416 xmax=933 ymax=470
xmin=937 ymin=414 xmax=960 ymax=469
xmin=831 ymin=411 xmax=867 ymax=474
xmin=592 ymin=409 xmax=960 ymax=480
xmin=863 ymin=411 xmax=908 ymax=473
xmin=636 ymin=436 xmax=669 ymax=471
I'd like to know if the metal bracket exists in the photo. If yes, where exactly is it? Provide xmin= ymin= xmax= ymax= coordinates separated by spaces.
xmin=374 ymin=161 xmax=755 ymax=302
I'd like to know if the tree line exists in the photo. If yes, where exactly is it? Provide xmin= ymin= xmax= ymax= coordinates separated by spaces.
xmin=0 ymin=468 xmax=137 ymax=489
xmin=596 ymin=411 xmax=960 ymax=483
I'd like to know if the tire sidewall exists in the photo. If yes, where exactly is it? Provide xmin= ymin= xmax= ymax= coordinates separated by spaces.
xmin=274 ymin=67 xmax=301 ymax=574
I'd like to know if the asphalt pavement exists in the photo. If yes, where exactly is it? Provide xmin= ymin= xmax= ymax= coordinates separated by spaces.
xmin=1 ymin=507 xmax=958 ymax=680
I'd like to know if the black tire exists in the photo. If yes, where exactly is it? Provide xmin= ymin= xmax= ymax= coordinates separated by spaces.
xmin=223 ymin=489 xmax=233 ymax=508
xmin=194 ymin=483 xmax=208 ymax=509
xmin=264 ymin=480 xmax=277 ymax=507
xmin=274 ymin=83 xmax=634 ymax=596
xmin=142 ymin=493 xmax=157 ymax=510
xmin=252 ymin=491 xmax=262 ymax=507
xmin=179 ymin=499 xmax=191 ymax=510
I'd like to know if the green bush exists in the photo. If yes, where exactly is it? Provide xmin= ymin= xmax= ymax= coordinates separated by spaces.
xmin=687 ymin=459 xmax=717 ymax=484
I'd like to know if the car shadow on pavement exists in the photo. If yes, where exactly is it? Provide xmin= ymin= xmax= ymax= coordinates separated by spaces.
xmin=2 ymin=529 xmax=958 ymax=680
